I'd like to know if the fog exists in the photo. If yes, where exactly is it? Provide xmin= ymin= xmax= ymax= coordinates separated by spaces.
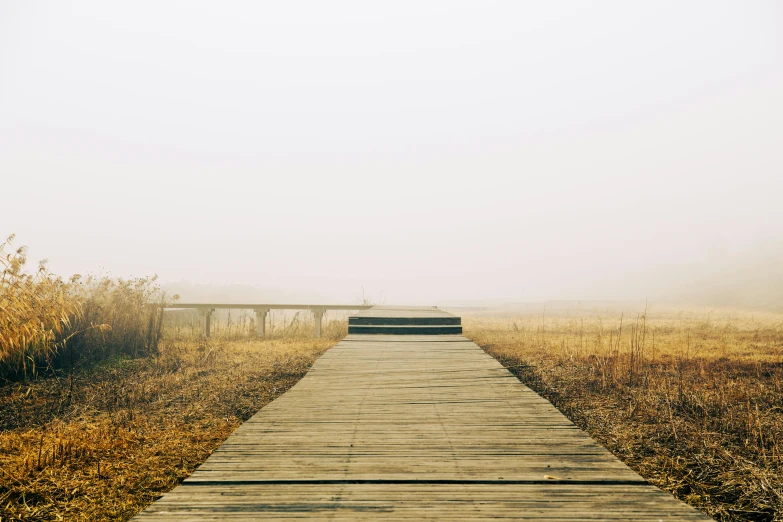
xmin=1 ymin=2 xmax=781 ymax=308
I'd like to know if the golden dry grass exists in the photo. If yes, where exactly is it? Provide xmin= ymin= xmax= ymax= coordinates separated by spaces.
xmin=1 ymin=235 xmax=166 ymax=381
xmin=0 ymin=326 xmax=340 ymax=521
xmin=464 ymin=305 xmax=783 ymax=522
xmin=0 ymin=236 xmax=82 ymax=377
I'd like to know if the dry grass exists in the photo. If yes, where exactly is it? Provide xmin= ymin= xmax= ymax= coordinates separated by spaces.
xmin=0 ymin=324 xmax=340 ymax=521
xmin=0 ymin=236 xmax=354 ymax=520
xmin=464 ymin=305 xmax=783 ymax=522
xmin=1 ymin=235 xmax=166 ymax=381
xmin=1 ymin=236 xmax=83 ymax=377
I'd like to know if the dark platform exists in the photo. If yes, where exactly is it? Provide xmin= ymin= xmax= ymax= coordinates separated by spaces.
xmin=347 ymin=306 xmax=462 ymax=335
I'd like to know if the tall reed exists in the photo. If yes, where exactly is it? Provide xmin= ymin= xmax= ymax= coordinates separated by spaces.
xmin=0 ymin=236 xmax=167 ymax=381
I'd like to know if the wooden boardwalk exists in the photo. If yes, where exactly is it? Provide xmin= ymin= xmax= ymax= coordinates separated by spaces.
xmin=135 ymin=306 xmax=711 ymax=520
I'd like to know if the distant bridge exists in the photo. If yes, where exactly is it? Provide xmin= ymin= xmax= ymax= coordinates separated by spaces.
xmin=161 ymin=303 xmax=373 ymax=337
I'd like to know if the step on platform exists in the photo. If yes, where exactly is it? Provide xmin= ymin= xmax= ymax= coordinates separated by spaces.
xmin=348 ymin=306 xmax=462 ymax=335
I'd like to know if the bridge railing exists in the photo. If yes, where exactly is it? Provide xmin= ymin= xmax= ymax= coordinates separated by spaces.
xmin=161 ymin=304 xmax=373 ymax=337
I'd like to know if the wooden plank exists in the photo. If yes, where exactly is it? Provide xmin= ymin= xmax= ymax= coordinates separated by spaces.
xmin=136 ymin=484 xmax=710 ymax=520
xmin=134 ymin=307 xmax=712 ymax=520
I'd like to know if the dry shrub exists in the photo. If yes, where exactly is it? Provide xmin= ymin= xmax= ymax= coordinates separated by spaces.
xmin=465 ymin=307 xmax=783 ymax=522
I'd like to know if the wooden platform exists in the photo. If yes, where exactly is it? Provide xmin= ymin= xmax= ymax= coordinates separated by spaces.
xmin=135 ymin=307 xmax=711 ymax=520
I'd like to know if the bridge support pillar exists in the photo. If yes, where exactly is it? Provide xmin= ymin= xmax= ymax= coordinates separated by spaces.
xmin=254 ymin=308 xmax=269 ymax=337
xmin=312 ymin=308 xmax=325 ymax=337
xmin=198 ymin=308 xmax=214 ymax=338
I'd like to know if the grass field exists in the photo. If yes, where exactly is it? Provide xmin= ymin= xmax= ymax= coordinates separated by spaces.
xmin=2 ymin=242 xmax=781 ymax=522
xmin=0 ymin=319 xmax=344 ymax=521
xmin=464 ymin=305 xmax=783 ymax=522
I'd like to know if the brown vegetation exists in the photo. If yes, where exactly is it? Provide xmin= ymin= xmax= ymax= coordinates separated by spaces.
xmin=465 ymin=306 xmax=783 ymax=522
xmin=1 ymin=236 xmax=165 ymax=381
xmin=0 ymin=325 xmax=342 ymax=520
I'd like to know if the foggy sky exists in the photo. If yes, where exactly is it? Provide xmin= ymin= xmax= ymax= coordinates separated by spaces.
xmin=1 ymin=1 xmax=781 ymax=305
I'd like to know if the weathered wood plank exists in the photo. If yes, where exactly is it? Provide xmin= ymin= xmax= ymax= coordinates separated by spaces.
xmin=136 ymin=484 xmax=711 ymax=520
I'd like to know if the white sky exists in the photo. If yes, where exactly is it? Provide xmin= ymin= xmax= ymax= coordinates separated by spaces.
xmin=1 ymin=1 xmax=781 ymax=304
